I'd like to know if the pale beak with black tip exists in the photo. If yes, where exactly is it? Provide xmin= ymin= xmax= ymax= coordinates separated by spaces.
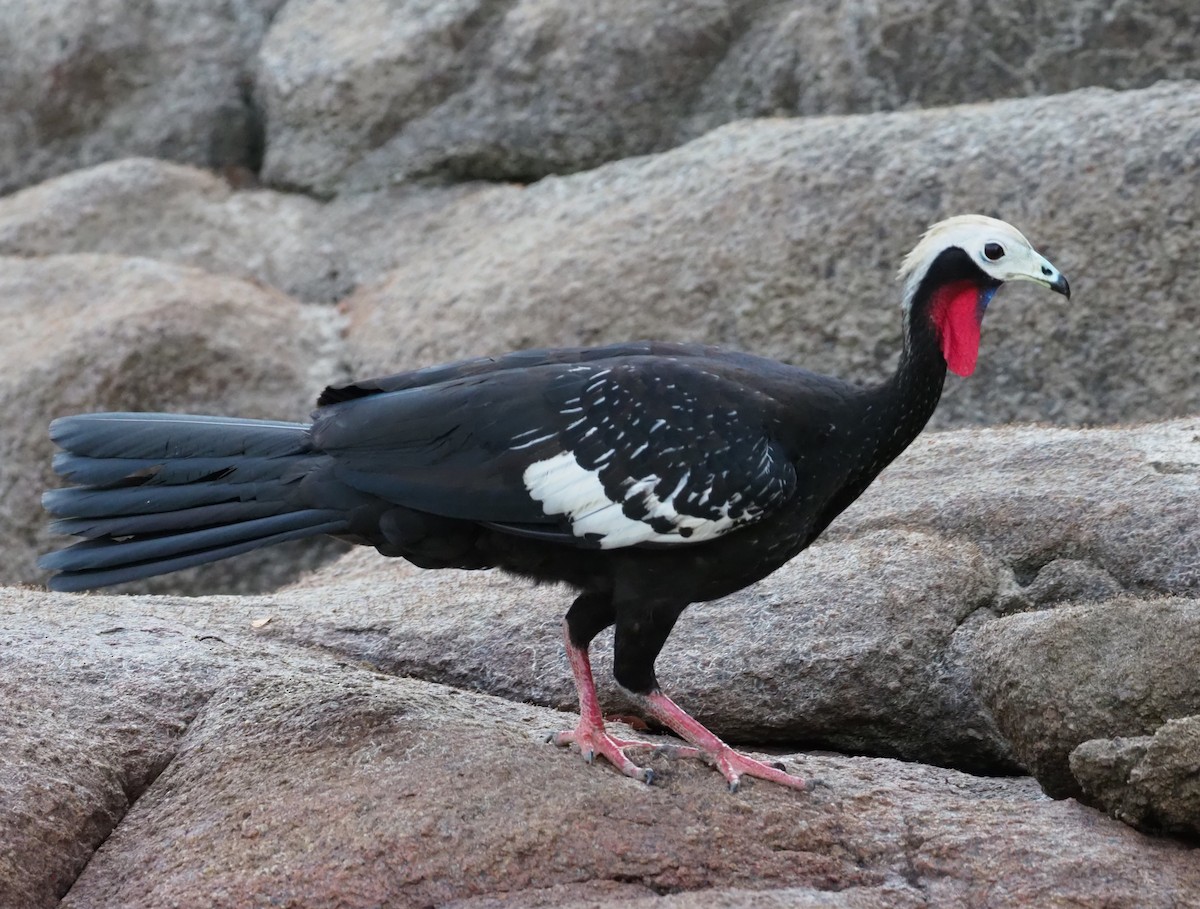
xmin=1011 ymin=254 xmax=1071 ymax=299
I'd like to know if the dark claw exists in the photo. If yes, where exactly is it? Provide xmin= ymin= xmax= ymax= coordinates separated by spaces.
xmin=544 ymin=732 xmax=556 ymax=744
xmin=583 ymin=749 xmax=596 ymax=765
xmin=770 ymin=761 xmax=787 ymax=772
xmin=728 ymin=777 xmax=741 ymax=794
xmin=643 ymin=768 xmax=656 ymax=785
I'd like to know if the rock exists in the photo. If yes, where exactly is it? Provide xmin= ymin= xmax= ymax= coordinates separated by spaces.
xmin=0 ymin=0 xmax=280 ymax=196
xmin=339 ymin=81 xmax=1200 ymax=428
xmin=3 ymin=586 xmax=1197 ymax=909
xmin=1020 ymin=559 xmax=1125 ymax=608
xmin=274 ymin=530 xmax=1018 ymax=772
xmin=256 ymin=0 xmax=1200 ymax=192
xmin=0 ymin=156 xmax=509 ymax=304
xmin=6 ymin=87 xmax=1198 ymax=428
xmin=0 ymin=254 xmax=346 ymax=592
xmin=0 ymin=588 xmax=266 ymax=909
xmin=831 ymin=420 xmax=1200 ymax=600
xmin=965 ymin=598 xmax=1200 ymax=798
xmin=687 ymin=0 xmax=1200 ymax=131
xmin=1071 ymin=716 xmax=1200 ymax=839
xmin=0 ymin=159 xmax=333 ymax=301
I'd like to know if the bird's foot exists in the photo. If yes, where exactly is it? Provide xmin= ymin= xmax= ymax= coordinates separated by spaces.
xmin=706 ymin=746 xmax=808 ymax=794
xmin=549 ymin=721 xmax=700 ymax=784
xmin=641 ymin=691 xmax=807 ymax=793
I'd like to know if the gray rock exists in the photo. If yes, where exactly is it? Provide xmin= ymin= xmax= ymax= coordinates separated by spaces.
xmin=275 ymin=530 xmax=1018 ymax=772
xmin=1071 ymin=716 xmax=1200 ymax=838
xmin=0 ymin=156 xmax=506 ymax=304
xmin=0 ymin=0 xmax=283 ymax=196
xmin=256 ymin=0 xmax=1200 ymax=192
xmin=3 ymin=587 xmax=1196 ymax=909
xmin=0 ymin=254 xmax=346 ymax=592
xmin=1021 ymin=559 xmax=1125 ymax=608
xmin=6 ymin=88 xmax=1198 ymax=428
xmin=339 ymin=82 xmax=1200 ymax=429
xmin=0 ymin=588 xmax=263 ymax=909
xmin=686 ymin=0 xmax=1200 ymax=131
xmin=0 ymin=159 xmax=333 ymax=300
xmin=831 ymin=420 xmax=1200 ymax=600
xmin=966 ymin=598 xmax=1200 ymax=798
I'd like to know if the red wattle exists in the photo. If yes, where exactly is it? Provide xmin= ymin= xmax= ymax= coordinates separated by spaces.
xmin=929 ymin=280 xmax=985 ymax=377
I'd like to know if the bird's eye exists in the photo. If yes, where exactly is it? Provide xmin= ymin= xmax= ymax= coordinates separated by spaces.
xmin=983 ymin=242 xmax=1005 ymax=261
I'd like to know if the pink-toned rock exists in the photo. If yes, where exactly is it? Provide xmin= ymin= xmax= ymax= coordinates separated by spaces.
xmin=5 ymin=582 xmax=1199 ymax=909
xmin=276 ymin=530 xmax=1017 ymax=772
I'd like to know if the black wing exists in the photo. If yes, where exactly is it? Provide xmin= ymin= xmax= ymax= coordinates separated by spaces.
xmin=312 ymin=355 xmax=800 ymax=549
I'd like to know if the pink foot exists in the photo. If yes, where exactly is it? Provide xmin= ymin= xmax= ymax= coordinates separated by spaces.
xmin=550 ymin=719 xmax=698 ymax=784
xmin=704 ymin=745 xmax=808 ymax=793
xmin=643 ymin=691 xmax=807 ymax=793
xmin=553 ymin=624 xmax=700 ymax=783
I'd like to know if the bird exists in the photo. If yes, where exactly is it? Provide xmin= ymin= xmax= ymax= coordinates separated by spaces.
xmin=41 ymin=215 xmax=1069 ymax=791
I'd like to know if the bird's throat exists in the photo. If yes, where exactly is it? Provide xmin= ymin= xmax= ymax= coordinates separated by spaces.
xmin=929 ymin=280 xmax=992 ymax=377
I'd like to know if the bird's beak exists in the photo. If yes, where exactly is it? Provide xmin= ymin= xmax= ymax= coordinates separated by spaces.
xmin=1010 ymin=253 xmax=1071 ymax=300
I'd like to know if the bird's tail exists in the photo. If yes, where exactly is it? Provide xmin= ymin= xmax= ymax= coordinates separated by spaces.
xmin=40 ymin=413 xmax=351 ymax=592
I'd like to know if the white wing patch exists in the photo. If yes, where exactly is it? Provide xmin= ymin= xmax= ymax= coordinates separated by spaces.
xmin=522 ymin=451 xmax=738 ymax=548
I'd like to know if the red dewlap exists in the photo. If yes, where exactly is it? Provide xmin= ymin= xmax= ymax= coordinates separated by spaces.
xmin=930 ymin=280 xmax=985 ymax=377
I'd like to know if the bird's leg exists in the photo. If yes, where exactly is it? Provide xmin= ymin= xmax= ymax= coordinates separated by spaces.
xmin=611 ymin=597 xmax=806 ymax=793
xmin=640 ymin=690 xmax=807 ymax=793
xmin=550 ymin=621 xmax=699 ymax=783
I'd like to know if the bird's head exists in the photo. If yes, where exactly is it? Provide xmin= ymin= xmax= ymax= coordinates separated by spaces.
xmin=898 ymin=215 xmax=1070 ymax=377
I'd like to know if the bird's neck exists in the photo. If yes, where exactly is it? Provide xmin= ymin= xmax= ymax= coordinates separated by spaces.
xmin=860 ymin=249 xmax=998 ymax=461
xmin=859 ymin=312 xmax=948 ymax=464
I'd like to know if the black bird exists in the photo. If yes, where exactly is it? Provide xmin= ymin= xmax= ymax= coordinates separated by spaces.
xmin=41 ymin=215 xmax=1069 ymax=791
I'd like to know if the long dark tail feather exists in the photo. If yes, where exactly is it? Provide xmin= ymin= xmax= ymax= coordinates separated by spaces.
xmin=41 ymin=413 xmax=351 ymax=592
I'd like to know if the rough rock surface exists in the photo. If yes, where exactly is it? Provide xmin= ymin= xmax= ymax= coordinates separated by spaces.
xmin=831 ymin=419 xmax=1200 ymax=599
xmin=4 ymin=86 xmax=1198 ymax=428
xmin=1070 ymin=716 xmax=1200 ymax=839
xmin=278 ymin=530 xmax=1018 ymax=772
xmin=3 ymin=0 xmax=1196 ymax=197
xmin=4 ymin=2 xmax=1200 ymax=902
xmin=256 ymin=420 xmax=1197 ymax=778
xmin=0 ymin=254 xmax=346 ymax=592
xmin=0 ymin=594 xmax=253 ymax=909
xmin=967 ymin=598 xmax=1200 ymax=799
xmin=4 ymin=587 xmax=1199 ymax=909
xmin=0 ymin=0 xmax=282 ymax=195
xmin=339 ymin=82 xmax=1200 ymax=429
xmin=0 ymin=157 xmax=496 ymax=304
xmin=257 ymin=0 xmax=1200 ymax=193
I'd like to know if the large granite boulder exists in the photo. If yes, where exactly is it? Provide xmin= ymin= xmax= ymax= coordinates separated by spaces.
xmin=0 ymin=157 xmax=493 ymax=304
xmin=0 ymin=0 xmax=281 ymax=195
xmin=256 ymin=0 xmax=1200 ymax=193
xmin=966 ymin=598 xmax=1200 ymax=799
xmin=3 ymin=0 xmax=1196 ymax=197
xmin=338 ymin=82 xmax=1200 ymax=429
xmin=4 ymin=586 xmax=1199 ymax=909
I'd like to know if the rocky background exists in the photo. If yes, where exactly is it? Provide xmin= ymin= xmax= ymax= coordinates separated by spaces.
xmin=1 ymin=1 xmax=1198 ymax=907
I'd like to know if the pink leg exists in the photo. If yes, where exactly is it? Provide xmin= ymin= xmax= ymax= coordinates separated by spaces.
xmin=550 ymin=626 xmax=696 ymax=783
xmin=642 ymin=691 xmax=807 ymax=793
